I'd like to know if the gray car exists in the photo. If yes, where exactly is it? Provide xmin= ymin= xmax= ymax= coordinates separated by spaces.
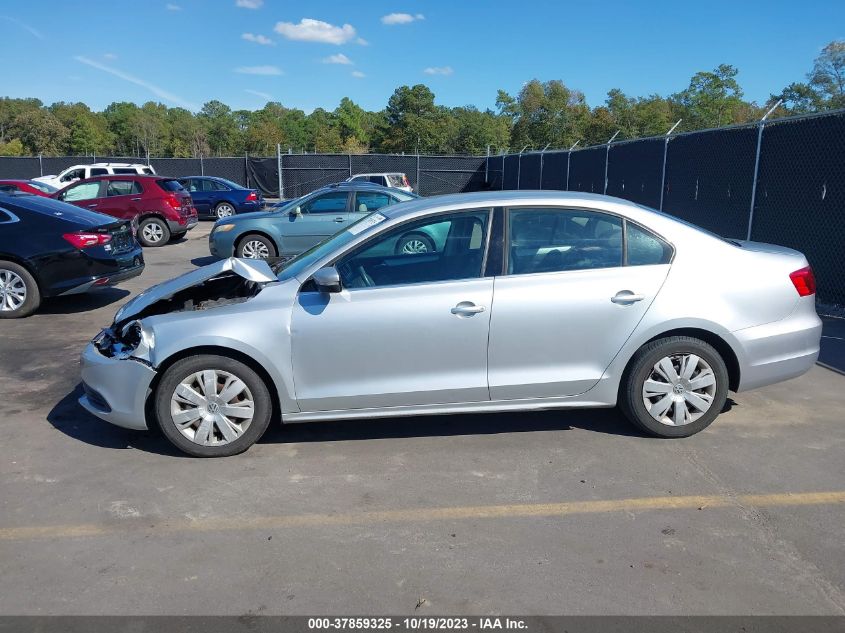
xmin=79 ymin=191 xmax=822 ymax=457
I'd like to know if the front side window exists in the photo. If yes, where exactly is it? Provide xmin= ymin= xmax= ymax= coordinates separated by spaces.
xmin=106 ymin=180 xmax=142 ymax=197
xmin=301 ymin=191 xmax=348 ymax=214
xmin=62 ymin=181 xmax=101 ymax=201
xmin=354 ymin=191 xmax=391 ymax=213
xmin=508 ymin=208 xmax=623 ymax=274
xmin=368 ymin=176 xmax=387 ymax=186
xmin=60 ymin=168 xmax=85 ymax=183
xmin=336 ymin=210 xmax=490 ymax=289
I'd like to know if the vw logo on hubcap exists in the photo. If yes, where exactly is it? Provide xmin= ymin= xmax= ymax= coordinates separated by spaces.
xmin=673 ymin=384 xmax=686 ymax=395
xmin=207 ymin=402 xmax=220 ymax=414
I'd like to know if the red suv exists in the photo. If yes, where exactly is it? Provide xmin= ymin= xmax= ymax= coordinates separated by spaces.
xmin=53 ymin=175 xmax=198 ymax=247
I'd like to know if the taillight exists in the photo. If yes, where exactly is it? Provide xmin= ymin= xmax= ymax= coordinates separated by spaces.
xmin=63 ymin=232 xmax=111 ymax=249
xmin=789 ymin=266 xmax=816 ymax=297
xmin=246 ymin=191 xmax=258 ymax=202
xmin=165 ymin=194 xmax=182 ymax=209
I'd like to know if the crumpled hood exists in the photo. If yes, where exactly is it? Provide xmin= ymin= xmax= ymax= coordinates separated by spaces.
xmin=114 ymin=257 xmax=277 ymax=325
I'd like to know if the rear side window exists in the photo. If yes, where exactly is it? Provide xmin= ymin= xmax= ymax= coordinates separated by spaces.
xmin=90 ymin=168 xmax=108 ymax=176
xmin=627 ymin=223 xmax=673 ymax=266
xmin=507 ymin=208 xmax=623 ymax=274
xmin=106 ymin=180 xmax=143 ymax=197
xmin=141 ymin=167 xmax=154 ymax=175
xmin=368 ymin=176 xmax=386 ymax=186
xmin=156 ymin=179 xmax=184 ymax=192
xmin=354 ymin=191 xmax=391 ymax=213
xmin=113 ymin=168 xmax=137 ymax=175
xmin=0 ymin=185 xmax=19 ymax=194
xmin=386 ymin=174 xmax=406 ymax=187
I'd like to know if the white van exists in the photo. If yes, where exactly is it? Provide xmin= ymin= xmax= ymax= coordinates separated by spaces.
xmin=33 ymin=163 xmax=156 ymax=190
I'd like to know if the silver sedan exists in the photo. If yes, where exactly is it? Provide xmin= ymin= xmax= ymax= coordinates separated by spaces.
xmin=79 ymin=191 xmax=822 ymax=456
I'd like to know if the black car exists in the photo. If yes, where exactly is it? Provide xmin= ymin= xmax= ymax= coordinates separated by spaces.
xmin=0 ymin=192 xmax=145 ymax=318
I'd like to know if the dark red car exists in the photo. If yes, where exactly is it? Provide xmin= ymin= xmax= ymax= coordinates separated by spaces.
xmin=0 ymin=179 xmax=59 ymax=197
xmin=54 ymin=175 xmax=198 ymax=247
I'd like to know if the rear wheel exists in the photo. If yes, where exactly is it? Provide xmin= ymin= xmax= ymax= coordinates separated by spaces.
xmin=395 ymin=232 xmax=434 ymax=255
xmin=619 ymin=336 xmax=728 ymax=438
xmin=0 ymin=261 xmax=40 ymax=318
xmin=237 ymin=234 xmax=276 ymax=259
xmin=155 ymin=354 xmax=272 ymax=457
xmin=215 ymin=203 xmax=235 ymax=219
xmin=138 ymin=217 xmax=171 ymax=247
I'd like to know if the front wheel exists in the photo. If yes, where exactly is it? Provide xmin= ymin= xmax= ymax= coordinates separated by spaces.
xmin=215 ymin=203 xmax=235 ymax=219
xmin=0 ymin=261 xmax=40 ymax=318
xmin=138 ymin=217 xmax=171 ymax=247
xmin=155 ymin=354 xmax=273 ymax=457
xmin=237 ymin=234 xmax=277 ymax=259
xmin=619 ymin=336 xmax=729 ymax=438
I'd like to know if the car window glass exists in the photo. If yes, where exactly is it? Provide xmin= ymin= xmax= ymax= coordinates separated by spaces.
xmin=336 ymin=211 xmax=490 ymax=289
xmin=63 ymin=181 xmax=101 ymax=202
xmin=106 ymin=180 xmax=141 ymax=197
xmin=301 ymin=192 xmax=348 ymax=214
xmin=61 ymin=168 xmax=85 ymax=182
xmin=211 ymin=180 xmax=229 ymax=191
xmin=627 ymin=223 xmax=672 ymax=266
xmin=507 ymin=208 xmax=623 ymax=274
xmin=354 ymin=191 xmax=391 ymax=213
xmin=386 ymin=174 xmax=405 ymax=187
xmin=157 ymin=179 xmax=184 ymax=192
xmin=112 ymin=168 xmax=136 ymax=175
xmin=90 ymin=168 xmax=108 ymax=176
xmin=0 ymin=185 xmax=19 ymax=194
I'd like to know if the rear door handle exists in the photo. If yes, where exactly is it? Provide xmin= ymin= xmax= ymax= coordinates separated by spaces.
xmin=451 ymin=301 xmax=486 ymax=316
xmin=611 ymin=291 xmax=646 ymax=305
xmin=131 ymin=197 xmax=142 ymax=201
xmin=334 ymin=217 xmax=345 ymax=223
xmin=87 ymin=203 xmax=98 ymax=208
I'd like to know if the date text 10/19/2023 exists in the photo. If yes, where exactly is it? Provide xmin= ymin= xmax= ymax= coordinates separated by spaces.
xmin=308 ymin=618 xmax=529 ymax=630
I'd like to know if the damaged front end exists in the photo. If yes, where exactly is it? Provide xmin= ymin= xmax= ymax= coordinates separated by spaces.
xmin=93 ymin=257 xmax=278 ymax=362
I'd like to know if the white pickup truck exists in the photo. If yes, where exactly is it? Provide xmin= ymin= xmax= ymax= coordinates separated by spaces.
xmin=33 ymin=163 xmax=156 ymax=190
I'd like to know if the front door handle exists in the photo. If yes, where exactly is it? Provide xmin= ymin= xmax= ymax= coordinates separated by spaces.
xmin=131 ymin=197 xmax=142 ymax=201
xmin=611 ymin=291 xmax=646 ymax=305
xmin=333 ymin=217 xmax=345 ymax=223
xmin=87 ymin=203 xmax=98 ymax=208
xmin=451 ymin=301 xmax=486 ymax=317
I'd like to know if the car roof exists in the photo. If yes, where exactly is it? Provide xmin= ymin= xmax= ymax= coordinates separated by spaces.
xmin=312 ymin=181 xmax=407 ymax=194
xmin=90 ymin=162 xmax=149 ymax=167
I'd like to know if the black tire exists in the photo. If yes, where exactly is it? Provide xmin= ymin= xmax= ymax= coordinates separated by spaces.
xmin=237 ymin=234 xmax=277 ymax=259
xmin=137 ymin=216 xmax=171 ymax=247
xmin=395 ymin=232 xmax=434 ymax=255
xmin=619 ymin=336 xmax=729 ymax=438
xmin=0 ymin=260 xmax=40 ymax=319
xmin=155 ymin=354 xmax=273 ymax=457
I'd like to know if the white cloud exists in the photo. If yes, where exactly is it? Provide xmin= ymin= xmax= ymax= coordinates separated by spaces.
xmin=165 ymin=3 xmax=181 ymax=10
xmin=74 ymin=55 xmax=198 ymax=110
xmin=235 ymin=0 xmax=262 ymax=7
xmin=381 ymin=13 xmax=425 ymax=25
xmin=356 ymin=37 xmax=369 ymax=46
xmin=423 ymin=66 xmax=453 ymax=76
xmin=323 ymin=53 xmax=352 ymax=65
xmin=245 ymin=89 xmax=272 ymax=100
xmin=0 ymin=16 xmax=44 ymax=39
xmin=242 ymin=32 xmax=274 ymax=45
xmin=234 ymin=65 xmax=283 ymax=75
xmin=274 ymin=18 xmax=359 ymax=45
xmin=103 ymin=52 xmax=117 ymax=60
xmin=351 ymin=70 xmax=366 ymax=78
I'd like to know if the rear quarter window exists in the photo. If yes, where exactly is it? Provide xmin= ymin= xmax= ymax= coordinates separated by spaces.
xmin=627 ymin=223 xmax=673 ymax=265
xmin=156 ymin=179 xmax=185 ymax=192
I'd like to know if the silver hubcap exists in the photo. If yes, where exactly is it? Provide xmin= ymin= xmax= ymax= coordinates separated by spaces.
xmin=0 ymin=269 xmax=26 ymax=312
xmin=170 ymin=369 xmax=255 ymax=446
xmin=241 ymin=239 xmax=270 ymax=259
xmin=142 ymin=222 xmax=164 ymax=243
xmin=642 ymin=354 xmax=717 ymax=426
xmin=401 ymin=238 xmax=428 ymax=254
xmin=216 ymin=205 xmax=234 ymax=218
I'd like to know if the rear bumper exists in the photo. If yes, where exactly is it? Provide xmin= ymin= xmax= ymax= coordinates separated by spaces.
xmin=167 ymin=215 xmax=199 ymax=234
xmin=58 ymin=261 xmax=145 ymax=295
xmin=734 ymin=300 xmax=822 ymax=392
xmin=79 ymin=342 xmax=156 ymax=430
xmin=43 ymin=247 xmax=145 ymax=297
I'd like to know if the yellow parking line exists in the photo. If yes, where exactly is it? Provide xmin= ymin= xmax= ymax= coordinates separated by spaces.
xmin=1 ymin=491 xmax=843 ymax=542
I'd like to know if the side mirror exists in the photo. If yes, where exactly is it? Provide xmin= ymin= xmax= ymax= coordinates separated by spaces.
xmin=313 ymin=266 xmax=342 ymax=293
xmin=290 ymin=206 xmax=303 ymax=217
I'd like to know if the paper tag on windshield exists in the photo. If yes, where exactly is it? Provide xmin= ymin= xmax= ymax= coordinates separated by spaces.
xmin=348 ymin=212 xmax=387 ymax=235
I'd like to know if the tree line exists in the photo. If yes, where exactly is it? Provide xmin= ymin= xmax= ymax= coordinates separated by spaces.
xmin=0 ymin=41 xmax=842 ymax=158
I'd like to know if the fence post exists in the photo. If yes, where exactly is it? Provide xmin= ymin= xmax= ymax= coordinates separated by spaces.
xmin=244 ymin=152 xmax=249 ymax=187
xmin=604 ymin=131 xmax=620 ymax=195
xmin=38 ymin=153 xmax=43 ymax=176
xmin=200 ymin=153 xmax=204 ymax=176
xmin=747 ymin=100 xmax=781 ymax=240
xmin=485 ymin=145 xmax=490 ymax=187
xmin=517 ymin=145 xmax=528 ymax=190
xmin=277 ymin=144 xmax=283 ymax=199
xmin=348 ymin=154 xmax=352 ymax=179
xmin=502 ymin=152 xmax=506 ymax=190
xmin=566 ymin=141 xmax=579 ymax=191
xmin=659 ymin=119 xmax=682 ymax=211
xmin=539 ymin=143 xmax=550 ymax=190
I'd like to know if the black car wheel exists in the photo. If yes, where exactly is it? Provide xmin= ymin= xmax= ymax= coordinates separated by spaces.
xmin=138 ymin=217 xmax=171 ymax=247
xmin=0 ymin=260 xmax=40 ymax=319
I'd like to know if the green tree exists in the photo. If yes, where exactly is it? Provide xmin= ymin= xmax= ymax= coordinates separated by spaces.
xmin=0 ymin=138 xmax=24 ymax=156
xmin=199 ymin=100 xmax=239 ymax=155
xmin=497 ymin=80 xmax=589 ymax=150
xmin=673 ymin=64 xmax=745 ymax=128
xmin=383 ymin=85 xmax=448 ymax=152
xmin=13 ymin=109 xmax=68 ymax=155
xmin=809 ymin=40 xmax=845 ymax=109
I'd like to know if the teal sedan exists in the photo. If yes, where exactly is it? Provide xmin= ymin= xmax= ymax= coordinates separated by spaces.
xmin=209 ymin=182 xmax=417 ymax=260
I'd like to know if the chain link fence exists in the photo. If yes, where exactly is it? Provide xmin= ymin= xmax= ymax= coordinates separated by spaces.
xmin=1 ymin=109 xmax=842 ymax=302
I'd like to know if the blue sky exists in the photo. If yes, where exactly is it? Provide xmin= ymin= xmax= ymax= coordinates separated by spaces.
xmin=1 ymin=0 xmax=842 ymax=113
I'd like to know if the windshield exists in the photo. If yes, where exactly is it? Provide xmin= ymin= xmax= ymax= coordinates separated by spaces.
xmin=275 ymin=212 xmax=389 ymax=281
xmin=27 ymin=181 xmax=58 ymax=193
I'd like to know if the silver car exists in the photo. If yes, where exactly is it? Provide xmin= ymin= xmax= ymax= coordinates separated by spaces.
xmin=79 ymin=191 xmax=822 ymax=457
